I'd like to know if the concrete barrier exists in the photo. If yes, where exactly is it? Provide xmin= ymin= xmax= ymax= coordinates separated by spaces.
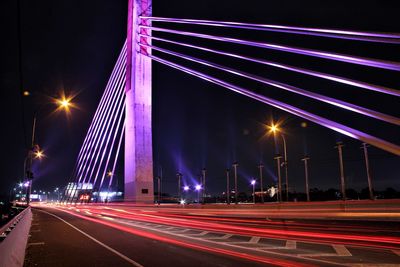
xmin=0 ymin=207 xmax=32 ymax=267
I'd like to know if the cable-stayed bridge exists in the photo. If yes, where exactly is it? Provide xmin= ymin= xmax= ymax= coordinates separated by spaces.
xmin=12 ymin=1 xmax=400 ymax=266
xmin=63 ymin=0 xmax=399 ymax=204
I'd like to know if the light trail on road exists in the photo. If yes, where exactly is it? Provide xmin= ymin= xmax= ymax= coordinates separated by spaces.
xmin=51 ymin=204 xmax=400 ymax=250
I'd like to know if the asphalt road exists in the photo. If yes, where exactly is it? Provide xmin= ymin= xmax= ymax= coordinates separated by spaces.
xmin=24 ymin=208 xmax=269 ymax=267
xmin=24 ymin=205 xmax=400 ymax=267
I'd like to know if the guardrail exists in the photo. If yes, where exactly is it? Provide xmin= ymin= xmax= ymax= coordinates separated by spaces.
xmin=0 ymin=206 xmax=32 ymax=267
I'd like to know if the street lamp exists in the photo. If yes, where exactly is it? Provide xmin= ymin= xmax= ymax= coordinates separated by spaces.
xmin=232 ymin=162 xmax=239 ymax=204
xmin=156 ymin=176 xmax=161 ymax=205
xmin=268 ymin=122 xmax=289 ymax=201
xmin=24 ymin=94 xmax=74 ymax=205
xmin=250 ymin=179 xmax=256 ymax=204
xmin=301 ymin=156 xmax=311 ymax=202
xmin=176 ymin=172 xmax=182 ymax=201
xmin=202 ymin=168 xmax=206 ymax=204
xmin=225 ymin=169 xmax=230 ymax=205
xmin=274 ymin=154 xmax=283 ymax=202
xmin=335 ymin=142 xmax=346 ymax=201
xmin=195 ymin=184 xmax=202 ymax=203
xmin=361 ymin=143 xmax=374 ymax=200
xmin=257 ymin=163 xmax=264 ymax=203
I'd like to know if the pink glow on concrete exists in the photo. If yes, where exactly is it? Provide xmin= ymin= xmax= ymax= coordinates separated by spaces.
xmin=125 ymin=0 xmax=154 ymax=203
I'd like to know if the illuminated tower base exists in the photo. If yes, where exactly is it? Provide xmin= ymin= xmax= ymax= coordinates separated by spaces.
xmin=124 ymin=0 xmax=154 ymax=203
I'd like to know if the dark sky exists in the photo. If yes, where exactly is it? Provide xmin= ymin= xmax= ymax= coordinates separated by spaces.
xmin=1 ymin=0 xmax=399 ymax=198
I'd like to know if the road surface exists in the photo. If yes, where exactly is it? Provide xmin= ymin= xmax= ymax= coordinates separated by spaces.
xmin=24 ymin=203 xmax=400 ymax=266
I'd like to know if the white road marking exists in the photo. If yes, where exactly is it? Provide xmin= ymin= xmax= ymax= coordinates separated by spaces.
xmin=204 ymin=234 xmax=233 ymax=240
xmin=36 ymin=209 xmax=144 ymax=267
xmin=392 ymin=250 xmax=400 ymax=256
xmin=27 ymin=242 xmax=45 ymax=246
xmin=349 ymin=264 xmax=400 ymax=267
xmin=186 ymin=231 xmax=209 ymax=236
xmin=333 ymin=245 xmax=352 ymax=256
xmin=249 ymin=236 xmax=261 ymax=243
xmin=114 ymin=218 xmax=346 ymax=267
xmin=30 ymin=229 xmax=41 ymax=232
xmin=286 ymin=240 xmax=296 ymax=249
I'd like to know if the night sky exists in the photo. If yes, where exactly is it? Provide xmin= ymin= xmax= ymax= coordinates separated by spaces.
xmin=1 ymin=0 xmax=399 ymax=198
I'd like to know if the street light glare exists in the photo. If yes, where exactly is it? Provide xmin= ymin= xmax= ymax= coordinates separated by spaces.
xmin=58 ymin=97 xmax=71 ymax=109
xmin=269 ymin=123 xmax=279 ymax=133
xmin=251 ymin=180 xmax=256 ymax=185
xmin=35 ymin=150 xmax=44 ymax=159
xmin=107 ymin=171 xmax=113 ymax=177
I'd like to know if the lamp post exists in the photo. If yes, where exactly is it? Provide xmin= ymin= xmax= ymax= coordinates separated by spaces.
xmin=226 ymin=169 xmax=230 ymax=205
xmin=268 ymin=123 xmax=289 ymax=201
xmin=301 ymin=156 xmax=310 ymax=202
xmin=176 ymin=172 xmax=182 ymax=201
xmin=195 ymin=184 xmax=202 ymax=203
xmin=232 ymin=162 xmax=239 ymax=204
xmin=202 ymin=168 xmax=206 ymax=204
xmin=251 ymin=179 xmax=256 ymax=204
xmin=274 ymin=154 xmax=283 ymax=202
xmin=361 ymin=143 xmax=374 ymax=200
xmin=156 ymin=176 xmax=161 ymax=205
xmin=24 ymin=95 xmax=73 ymax=205
xmin=257 ymin=163 xmax=264 ymax=203
xmin=335 ymin=142 xmax=346 ymax=201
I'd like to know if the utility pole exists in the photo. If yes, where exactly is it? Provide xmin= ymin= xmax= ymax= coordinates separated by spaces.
xmin=361 ymin=143 xmax=374 ymax=200
xmin=232 ymin=162 xmax=239 ymax=204
xmin=274 ymin=155 xmax=283 ymax=202
xmin=301 ymin=156 xmax=310 ymax=201
xmin=335 ymin=142 xmax=346 ymax=201
xmin=257 ymin=163 xmax=264 ymax=203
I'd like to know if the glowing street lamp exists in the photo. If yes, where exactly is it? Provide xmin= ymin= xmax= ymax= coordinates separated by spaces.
xmin=183 ymin=185 xmax=190 ymax=191
xmin=195 ymin=184 xmax=202 ymax=204
xmin=268 ymin=121 xmax=289 ymax=201
xmin=34 ymin=150 xmax=44 ymax=159
xmin=251 ymin=179 xmax=256 ymax=204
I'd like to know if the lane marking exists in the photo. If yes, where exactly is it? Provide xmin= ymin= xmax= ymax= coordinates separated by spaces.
xmin=286 ymin=240 xmax=297 ymax=249
xmin=36 ymin=209 xmax=144 ymax=267
xmin=186 ymin=231 xmax=209 ymax=236
xmin=349 ymin=264 xmax=400 ymax=267
xmin=204 ymin=234 xmax=234 ymax=240
xmin=27 ymin=242 xmax=45 ymax=246
xmin=118 ymin=218 xmax=346 ymax=266
xmin=332 ymin=245 xmax=352 ymax=256
xmin=250 ymin=236 xmax=261 ymax=243
xmin=30 ymin=229 xmax=41 ymax=232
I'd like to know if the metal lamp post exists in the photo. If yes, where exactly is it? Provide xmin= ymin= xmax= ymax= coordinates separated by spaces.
xmin=301 ymin=156 xmax=310 ymax=201
xmin=176 ymin=172 xmax=182 ymax=201
xmin=251 ymin=179 xmax=256 ymax=204
xmin=257 ymin=163 xmax=264 ymax=203
xmin=281 ymin=134 xmax=289 ymax=201
xmin=274 ymin=154 xmax=283 ymax=202
xmin=361 ymin=143 xmax=374 ymax=200
xmin=232 ymin=162 xmax=239 ymax=204
xmin=226 ymin=169 xmax=230 ymax=205
xmin=335 ymin=142 xmax=346 ymax=201
xmin=202 ymin=168 xmax=206 ymax=204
